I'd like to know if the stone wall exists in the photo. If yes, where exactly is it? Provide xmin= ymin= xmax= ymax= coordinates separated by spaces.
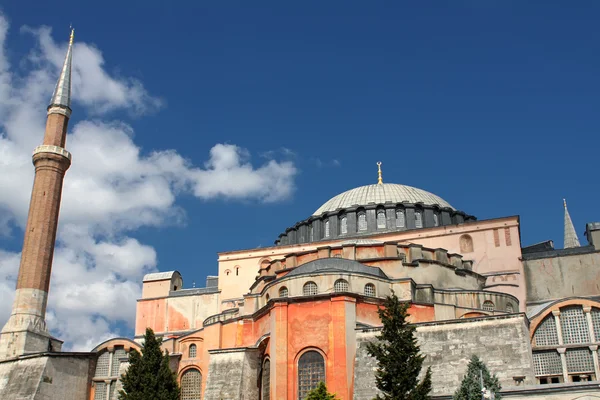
xmin=0 ymin=353 xmax=93 ymax=400
xmin=353 ymin=315 xmax=535 ymax=399
xmin=204 ymin=348 xmax=260 ymax=400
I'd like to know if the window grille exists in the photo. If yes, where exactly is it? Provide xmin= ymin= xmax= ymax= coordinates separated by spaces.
xmin=298 ymin=351 xmax=325 ymax=400
xmin=561 ymin=306 xmax=590 ymax=344
xmin=109 ymin=383 xmax=116 ymax=400
xmin=111 ymin=348 xmax=127 ymax=376
xmin=189 ymin=344 xmax=197 ymax=358
xmin=415 ymin=211 xmax=423 ymax=228
xmin=262 ymin=359 xmax=271 ymax=400
xmin=324 ymin=220 xmax=330 ymax=238
xmin=377 ymin=210 xmax=386 ymax=229
xmin=506 ymin=303 xmax=514 ymax=313
xmin=181 ymin=368 xmax=202 ymax=400
xmin=357 ymin=213 xmax=367 ymax=231
xmin=396 ymin=210 xmax=405 ymax=228
xmin=334 ymin=279 xmax=348 ymax=292
xmin=591 ymin=308 xmax=600 ymax=342
xmin=364 ymin=283 xmax=376 ymax=297
xmin=533 ymin=315 xmax=559 ymax=346
xmin=533 ymin=351 xmax=563 ymax=376
xmin=566 ymin=349 xmax=594 ymax=373
xmin=303 ymin=282 xmax=318 ymax=296
xmin=95 ymin=351 xmax=110 ymax=377
xmin=482 ymin=301 xmax=494 ymax=312
xmin=94 ymin=382 xmax=107 ymax=400
xmin=340 ymin=216 xmax=347 ymax=235
xmin=279 ymin=287 xmax=289 ymax=298
xmin=433 ymin=213 xmax=439 ymax=226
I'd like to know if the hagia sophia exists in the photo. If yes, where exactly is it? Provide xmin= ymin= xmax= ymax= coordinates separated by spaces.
xmin=1 ymin=29 xmax=600 ymax=400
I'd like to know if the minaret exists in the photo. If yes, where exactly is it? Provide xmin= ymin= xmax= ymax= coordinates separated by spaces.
xmin=0 ymin=29 xmax=74 ymax=359
xmin=563 ymin=199 xmax=581 ymax=249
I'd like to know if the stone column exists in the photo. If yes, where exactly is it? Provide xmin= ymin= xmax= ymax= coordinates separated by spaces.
xmin=557 ymin=347 xmax=569 ymax=383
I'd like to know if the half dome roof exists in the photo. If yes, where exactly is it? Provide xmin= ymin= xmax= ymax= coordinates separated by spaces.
xmin=313 ymin=183 xmax=454 ymax=216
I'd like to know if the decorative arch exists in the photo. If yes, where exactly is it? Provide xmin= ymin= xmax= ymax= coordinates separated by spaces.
xmin=261 ymin=357 xmax=271 ymax=400
xmin=279 ymin=286 xmax=289 ymax=298
xmin=459 ymin=234 xmax=474 ymax=253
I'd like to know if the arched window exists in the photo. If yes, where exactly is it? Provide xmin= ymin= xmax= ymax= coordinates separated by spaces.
xmin=262 ymin=359 xmax=271 ymax=400
xmin=561 ymin=306 xmax=590 ymax=344
xmin=415 ymin=211 xmax=423 ymax=228
xmin=225 ymin=269 xmax=231 ymax=276
xmin=339 ymin=215 xmax=348 ymax=235
xmin=181 ymin=368 xmax=202 ymax=400
xmin=506 ymin=303 xmax=514 ymax=313
xmin=459 ymin=234 xmax=474 ymax=253
xmin=279 ymin=286 xmax=289 ymax=298
xmin=324 ymin=219 xmax=330 ymax=238
xmin=266 ymin=294 xmax=270 ymax=302
xmin=235 ymin=266 xmax=240 ymax=276
xmin=309 ymin=226 xmax=314 ymax=242
xmin=482 ymin=300 xmax=494 ymax=312
xmin=357 ymin=212 xmax=367 ymax=231
xmin=377 ymin=210 xmax=386 ymax=229
xmin=94 ymin=347 xmax=129 ymax=400
xmin=303 ymin=282 xmax=318 ymax=296
xmin=433 ymin=213 xmax=439 ymax=227
xmin=395 ymin=209 xmax=405 ymax=228
xmin=533 ymin=315 xmax=559 ymax=347
xmin=364 ymin=283 xmax=376 ymax=297
xmin=189 ymin=344 xmax=197 ymax=358
xmin=334 ymin=279 xmax=348 ymax=292
xmin=298 ymin=351 xmax=325 ymax=400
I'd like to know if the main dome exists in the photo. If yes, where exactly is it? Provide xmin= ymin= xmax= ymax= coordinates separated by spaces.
xmin=313 ymin=183 xmax=454 ymax=216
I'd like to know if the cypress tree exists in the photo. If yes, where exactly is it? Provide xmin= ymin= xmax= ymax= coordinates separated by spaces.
xmin=305 ymin=381 xmax=339 ymax=400
xmin=366 ymin=291 xmax=432 ymax=400
xmin=453 ymin=355 xmax=501 ymax=400
xmin=119 ymin=328 xmax=180 ymax=400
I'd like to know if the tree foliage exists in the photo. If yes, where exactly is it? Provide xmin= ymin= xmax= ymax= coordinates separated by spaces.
xmin=453 ymin=355 xmax=502 ymax=400
xmin=305 ymin=381 xmax=339 ymax=400
xmin=119 ymin=328 xmax=180 ymax=400
xmin=367 ymin=291 xmax=432 ymax=400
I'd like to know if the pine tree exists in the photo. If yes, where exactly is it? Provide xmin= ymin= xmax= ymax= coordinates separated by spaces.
xmin=119 ymin=328 xmax=180 ymax=400
xmin=453 ymin=355 xmax=501 ymax=400
xmin=305 ymin=381 xmax=339 ymax=400
xmin=366 ymin=291 xmax=432 ymax=400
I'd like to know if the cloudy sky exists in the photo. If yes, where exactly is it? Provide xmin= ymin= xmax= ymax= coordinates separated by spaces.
xmin=0 ymin=2 xmax=598 ymax=350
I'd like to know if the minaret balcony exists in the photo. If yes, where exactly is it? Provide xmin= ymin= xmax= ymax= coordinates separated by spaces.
xmin=32 ymin=145 xmax=72 ymax=161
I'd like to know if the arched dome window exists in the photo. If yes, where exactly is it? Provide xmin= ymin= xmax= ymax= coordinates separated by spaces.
xmin=266 ymin=294 xmax=270 ymax=302
xmin=262 ymin=359 xmax=271 ymax=400
xmin=357 ymin=212 xmax=367 ymax=231
xmin=364 ymin=283 xmax=376 ymax=297
xmin=395 ymin=209 xmax=405 ymax=228
xmin=309 ymin=225 xmax=314 ymax=242
xmin=303 ymin=282 xmax=318 ymax=296
xmin=415 ymin=211 xmax=423 ymax=228
xmin=339 ymin=214 xmax=348 ymax=235
xmin=483 ymin=301 xmax=494 ymax=312
xmin=189 ymin=344 xmax=197 ymax=358
xmin=181 ymin=368 xmax=202 ymax=400
xmin=377 ymin=210 xmax=386 ymax=229
xmin=298 ymin=351 xmax=325 ymax=400
xmin=279 ymin=287 xmax=288 ymax=298
xmin=459 ymin=234 xmax=474 ymax=253
xmin=334 ymin=279 xmax=348 ymax=292
xmin=506 ymin=303 xmax=514 ymax=313
xmin=324 ymin=219 xmax=330 ymax=238
xmin=433 ymin=213 xmax=439 ymax=227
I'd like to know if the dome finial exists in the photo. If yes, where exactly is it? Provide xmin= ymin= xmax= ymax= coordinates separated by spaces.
xmin=377 ymin=162 xmax=383 ymax=185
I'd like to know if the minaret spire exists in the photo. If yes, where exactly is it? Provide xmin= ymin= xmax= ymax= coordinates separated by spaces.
xmin=564 ymin=199 xmax=581 ymax=249
xmin=0 ymin=29 xmax=74 ymax=359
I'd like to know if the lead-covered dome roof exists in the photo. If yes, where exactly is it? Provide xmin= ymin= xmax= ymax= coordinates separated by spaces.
xmin=313 ymin=183 xmax=454 ymax=215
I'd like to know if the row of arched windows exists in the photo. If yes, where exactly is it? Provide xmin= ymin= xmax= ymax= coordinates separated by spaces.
xmin=274 ymin=281 xmax=377 ymax=298
xmin=261 ymin=350 xmax=326 ymax=400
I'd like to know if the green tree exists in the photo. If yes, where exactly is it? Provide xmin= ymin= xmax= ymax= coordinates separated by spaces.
xmin=119 ymin=328 xmax=180 ymax=400
xmin=367 ymin=291 xmax=432 ymax=400
xmin=453 ymin=355 xmax=501 ymax=400
xmin=305 ymin=381 xmax=339 ymax=400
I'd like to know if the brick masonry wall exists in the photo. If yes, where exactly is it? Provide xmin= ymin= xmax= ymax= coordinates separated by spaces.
xmin=353 ymin=315 xmax=535 ymax=399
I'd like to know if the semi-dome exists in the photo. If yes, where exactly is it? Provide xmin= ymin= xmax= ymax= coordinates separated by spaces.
xmin=313 ymin=183 xmax=454 ymax=215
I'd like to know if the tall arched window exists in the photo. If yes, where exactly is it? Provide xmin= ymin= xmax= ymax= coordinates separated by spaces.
xmin=262 ymin=359 xmax=271 ymax=400
xmin=561 ymin=306 xmax=590 ymax=344
xmin=340 ymin=215 xmax=348 ymax=235
xmin=181 ymin=368 xmax=202 ymax=400
xmin=415 ymin=211 xmax=423 ymax=228
xmin=189 ymin=344 xmax=197 ymax=358
xmin=298 ymin=351 xmax=325 ymax=400
xmin=377 ymin=210 xmax=386 ymax=229
xmin=357 ymin=212 xmax=367 ymax=231
xmin=334 ymin=279 xmax=348 ymax=292
xmin=483 ymin=300 xmax=494 ymax=312
xmin=303 ymin=281 xmax=318 ymax=296
xmin=396 ymin=209 xmax=405 ymax=228
xmin=459 ymin=234 xmax=474 ymax=253
xmin=364 ymin=283 xmax=376 ymax=297
xmin=279 ymin=286 xmax=289 ymax=298
xmin=324 ymin=219 xmax=330 ymax=238
xmin=309 ymin=225 xmax=314 ymax=242
xmin=433 ymin=213 xmax=439 ymax=227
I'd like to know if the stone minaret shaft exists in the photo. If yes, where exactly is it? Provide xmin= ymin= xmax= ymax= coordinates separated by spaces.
xmin=0 ymin=30 xmax=74 ymax=359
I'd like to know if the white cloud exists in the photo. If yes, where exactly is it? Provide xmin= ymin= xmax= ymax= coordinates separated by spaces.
xmin=0 ymin=15 xmax=297 ymax=351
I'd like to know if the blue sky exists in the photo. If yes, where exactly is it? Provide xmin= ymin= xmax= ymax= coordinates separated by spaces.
xmin=0 ymin=2 xmax=598 ymax=348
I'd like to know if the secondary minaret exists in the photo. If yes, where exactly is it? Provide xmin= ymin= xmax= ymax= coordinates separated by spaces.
xmin=0 ymin=29 xmax=74 ymax=359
